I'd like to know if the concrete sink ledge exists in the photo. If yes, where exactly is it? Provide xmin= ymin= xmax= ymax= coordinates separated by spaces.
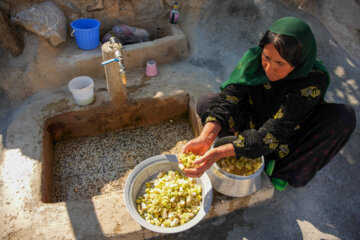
xmin=1 ymin=66 xmax=274 ymax=239
xmin=56 ymin=24 xmax=189 ymax=85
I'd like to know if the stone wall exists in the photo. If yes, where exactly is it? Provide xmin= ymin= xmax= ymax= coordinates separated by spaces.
xmin=2 ymin=0 xmax=175 ymax=36
xmin=2 ymin=0 xmax=358 ymax=58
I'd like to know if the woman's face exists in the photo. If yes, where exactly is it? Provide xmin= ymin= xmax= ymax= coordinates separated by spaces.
xmin=261 ymin=43 xmax=295 ymax=81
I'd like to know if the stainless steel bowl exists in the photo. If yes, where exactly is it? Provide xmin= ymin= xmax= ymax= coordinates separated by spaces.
xmin=206 ymin=137 xmax=265 ymax=197
xmin=124 ymin=154 xmax=213 ymax=234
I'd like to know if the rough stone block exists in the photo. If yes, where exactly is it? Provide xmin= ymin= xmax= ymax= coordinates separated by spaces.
xmin=85 ymin=0 xmax=104 ymax=12
xmin=11 ymin=1 xmax=67 ymax=47
xmin=53 ymin=0 xmax=80 ymax=23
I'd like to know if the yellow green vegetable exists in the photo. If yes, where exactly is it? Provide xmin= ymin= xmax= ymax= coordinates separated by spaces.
xmin=178 ymin=152 xmax=201 ymax=170
xmin=217 ymin=156 xmax=262 ymax=176
xmin=136 ymin=170 xmax=202 ymax=228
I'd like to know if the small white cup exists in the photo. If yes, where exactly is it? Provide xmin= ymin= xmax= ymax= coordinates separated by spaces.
xmin=68 ymin=76 xmax=94 ymax=106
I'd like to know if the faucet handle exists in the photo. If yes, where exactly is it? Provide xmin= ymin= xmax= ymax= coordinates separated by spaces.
xmin=101 ymin=58 xmax=119 ymax=65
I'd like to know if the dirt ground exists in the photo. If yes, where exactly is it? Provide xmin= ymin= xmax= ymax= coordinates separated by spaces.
xmin=1 ymin=0 xmax=359 ymax=239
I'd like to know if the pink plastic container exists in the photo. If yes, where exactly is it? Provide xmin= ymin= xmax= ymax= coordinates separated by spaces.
xmin=146 ymin=60 xmax=158 ymax=77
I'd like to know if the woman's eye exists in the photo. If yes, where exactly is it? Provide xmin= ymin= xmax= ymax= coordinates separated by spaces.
xmin=277 ymin=62 xmax=287 ymax=67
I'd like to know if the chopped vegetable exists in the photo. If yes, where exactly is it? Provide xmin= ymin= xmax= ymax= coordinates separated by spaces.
xmin=136 ymin=170 xmax=202 ymax=228
xmin=217 ymin=156 xmax=262 ymax=176
xmin=178 ymin=152 xmax=202 ymax=170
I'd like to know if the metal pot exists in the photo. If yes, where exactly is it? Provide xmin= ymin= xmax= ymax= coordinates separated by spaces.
xmin=206 ymin=136 xmax=264 ymax=197
xmin=124 ymin=154 xmax=213 ymax=234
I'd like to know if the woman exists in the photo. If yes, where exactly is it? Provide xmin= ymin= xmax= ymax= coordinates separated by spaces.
xmin=180 ymin=17 xmax=356 ymax=191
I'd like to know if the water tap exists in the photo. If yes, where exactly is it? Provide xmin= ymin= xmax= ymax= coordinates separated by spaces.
xmin=102 ymin=36 xmax=127 ymax=84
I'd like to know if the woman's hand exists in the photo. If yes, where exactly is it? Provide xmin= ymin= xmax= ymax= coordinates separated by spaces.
xmin=178 ymin=121 xmax=226 ymax=177
xmin=182 ymin=143 xmax=236 ymax=178
xmin=181 ymin=135 xmax=213 ymax=156
xmin=179 ymin=121 xmax=222 ymax=162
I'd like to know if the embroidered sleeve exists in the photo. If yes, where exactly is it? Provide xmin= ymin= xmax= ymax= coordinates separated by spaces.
xmin=234 ymin=134 xmax=245 ymax=148
xmin=278 ymin=144 xmax=290 ymax=158
xmin=202 ymin=84 xmax=250 ymax=131
xmin=205 ymin=116 xmax=218 ymax=124
xmin=263 ymin=82 xmax=271 ymax=90
xmin=301 ymin=86 xmax=321 ymax=98
xmin=231 ymin=72 xmax=327 ymax=159
xmin=228 ymin=116 xmax=235 ymax=129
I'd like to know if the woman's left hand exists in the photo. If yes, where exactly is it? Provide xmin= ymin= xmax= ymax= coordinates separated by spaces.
xmin=182 ymin=143 xmax=236 ymax=178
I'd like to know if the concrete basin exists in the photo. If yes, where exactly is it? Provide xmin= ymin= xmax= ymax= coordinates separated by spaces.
xmin=1 ymin=75 xmax=273 ymax=239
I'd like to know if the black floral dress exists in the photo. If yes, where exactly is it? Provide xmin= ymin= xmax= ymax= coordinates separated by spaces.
xmin=200 ymin=70 xmax=356 ymax=187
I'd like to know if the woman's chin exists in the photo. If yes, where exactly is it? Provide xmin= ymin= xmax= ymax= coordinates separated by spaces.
xmin=267 ymin=76 xmax=279 ymax=82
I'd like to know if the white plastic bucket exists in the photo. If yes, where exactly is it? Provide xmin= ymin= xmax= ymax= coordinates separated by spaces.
xmin=68 ymin=76 xmax=94 ymax=106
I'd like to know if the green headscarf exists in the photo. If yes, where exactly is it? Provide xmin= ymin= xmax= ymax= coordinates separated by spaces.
xmin=220 ymin=17 xmax=329 ymax=95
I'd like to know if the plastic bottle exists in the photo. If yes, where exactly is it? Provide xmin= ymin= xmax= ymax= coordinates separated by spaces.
xmin=169 ymin=2 xmax=179 ymax=24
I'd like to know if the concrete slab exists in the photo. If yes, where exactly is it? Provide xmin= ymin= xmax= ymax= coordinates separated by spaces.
xmin=55 ymin=24 xmax=189 ymax=88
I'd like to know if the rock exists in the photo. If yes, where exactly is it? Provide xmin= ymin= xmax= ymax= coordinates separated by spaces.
xmin=0 ymin=9 xmax=24 ymax=56
xmin=104 ymin=0 xmax=134 ymax=19
xmin=331 ymin=0 xmax=360 ymax=29
xmin=11 ymin=1 xmax=67 ymax=47
xmin=85 ymin=0 xmax=104 ymax=12
xmin=0 ymin=1 xmax=10 ymax=15
xmin=131 ymin=0 xmax=164 ymax=20
xmin=279 ymin=0 xmax=360 ymax=62
xmin=52 ymin=0 xmax=80 ymax=23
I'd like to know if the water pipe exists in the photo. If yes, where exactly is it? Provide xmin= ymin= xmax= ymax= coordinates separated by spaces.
xmin=101 ymin=36 xmax=127 ymax=85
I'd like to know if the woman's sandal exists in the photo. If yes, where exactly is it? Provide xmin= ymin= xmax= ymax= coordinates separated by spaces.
xmin=271 ymin=177 xmax=288 ymax=191
xmin=265 ymin=159 xmax=275 ymax=176
xmin=265 ymin=160 xmax=288 ymax=191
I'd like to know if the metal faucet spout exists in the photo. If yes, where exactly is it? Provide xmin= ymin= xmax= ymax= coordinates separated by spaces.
xmin=101 ymin=36 xmax=127 ymax=85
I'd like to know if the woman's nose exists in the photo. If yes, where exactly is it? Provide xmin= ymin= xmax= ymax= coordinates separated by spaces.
xmin=265 ymin=62 xmax=276 ymax=75
xmin=264 ymin=62 xmax=272 ymax=73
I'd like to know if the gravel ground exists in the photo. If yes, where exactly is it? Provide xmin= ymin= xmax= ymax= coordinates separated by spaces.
xmin=53 ymin=118 xmax=194 ymax=202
